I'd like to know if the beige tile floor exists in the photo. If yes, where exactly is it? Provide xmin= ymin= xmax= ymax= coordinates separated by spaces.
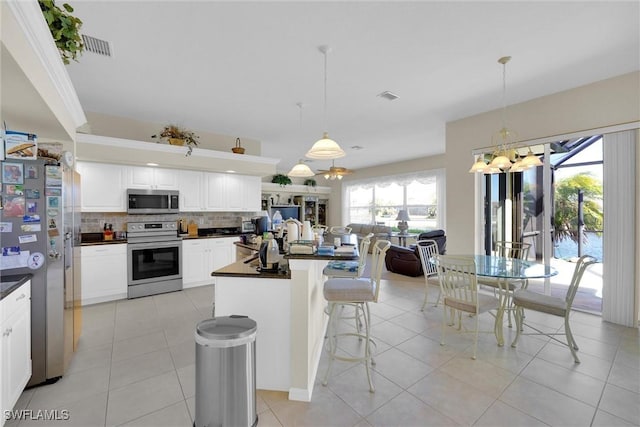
xmin=6 ymin=276 xmax=639 ymax=427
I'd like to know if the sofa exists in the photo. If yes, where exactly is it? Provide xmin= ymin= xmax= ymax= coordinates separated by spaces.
xmin=384 ymin=230 xmax=447 ymax=276
xmin=345 ymin=223 xmax=392 ymax=253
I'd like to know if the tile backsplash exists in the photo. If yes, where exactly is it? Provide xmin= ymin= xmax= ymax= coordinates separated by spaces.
xmin=81 ymin=211 xmax=261 ymax=233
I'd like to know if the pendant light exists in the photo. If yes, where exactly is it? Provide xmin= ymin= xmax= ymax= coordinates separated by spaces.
xmin=306 ymin=45 xmax=346 ymax=160
xmin=288 ymin=159 xmax=314 ymax=177
xmin=470 ymin=56 xmax=543 ymax=174
xmin=288 ymin=103 xmax=315 ymax=177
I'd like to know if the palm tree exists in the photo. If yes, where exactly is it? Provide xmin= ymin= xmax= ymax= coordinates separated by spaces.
xmin=553 ymin=172 xmax=603 ymax=243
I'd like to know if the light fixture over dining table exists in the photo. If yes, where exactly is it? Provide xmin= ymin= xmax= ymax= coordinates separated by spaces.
xmin=469 ymin=56 xmax=543 ymax=174
xmin=305 ymin=45 xmax=346 ymax=160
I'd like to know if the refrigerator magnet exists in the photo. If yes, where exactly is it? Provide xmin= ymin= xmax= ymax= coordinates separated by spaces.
xmin=25 ymin=189 xmax=40 ymax=199
xmin=2 ymin=162 xmax=24 ymax=184
xmin=23 ymin=214 xmax=40 ymax=223
xmin=28 ymin=252 xmax=44 ymax=270
xmin=19 ymin=234 xmax=37 ymax=244
xmin=20 ymin=224 xmax=41 ymax=232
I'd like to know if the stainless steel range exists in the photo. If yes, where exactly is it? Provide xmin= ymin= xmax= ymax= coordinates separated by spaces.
xmin=127 ymin=221 xmax=182 ymax=298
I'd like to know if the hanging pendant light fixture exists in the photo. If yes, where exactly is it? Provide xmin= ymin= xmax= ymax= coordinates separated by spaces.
xmin=470 ymin=56 xmax=542 ymax=174
xmin=306 ymin=45 xmax=346 ymax=160
xmin=288 ymin=159 xmax=315 ymax=177
xmin=288 ymin=103 xmax=315 ymax=177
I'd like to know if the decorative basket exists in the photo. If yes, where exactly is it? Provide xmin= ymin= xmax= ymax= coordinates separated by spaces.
xmin=232 ymin=137 xmax=245 ymax=154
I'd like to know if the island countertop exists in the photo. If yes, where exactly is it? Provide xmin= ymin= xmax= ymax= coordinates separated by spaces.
xmin=211 ymin=256 xmax=290 ymax=279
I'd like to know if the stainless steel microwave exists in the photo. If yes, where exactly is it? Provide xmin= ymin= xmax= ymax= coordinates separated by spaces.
xmin=127 ymin=189 xmax=180 ymax=214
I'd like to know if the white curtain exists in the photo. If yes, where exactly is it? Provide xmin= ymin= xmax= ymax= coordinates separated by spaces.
xmin=602 ymin=130 xmax=638 ymax=327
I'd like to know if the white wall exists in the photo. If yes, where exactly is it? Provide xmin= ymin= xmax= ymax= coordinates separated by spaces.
xmin=446 ymin=71 xmax=640 ymax=254
xmin=82 ymin=111 xmax=262 ymax=156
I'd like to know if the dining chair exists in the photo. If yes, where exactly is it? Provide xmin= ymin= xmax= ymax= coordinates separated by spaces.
xmin=436 ymin=255 xmax=503 ymax=359
xmin=477 ymin=241 xmax=531 ymax=327
xmin=415 ymin=239 xmax=441 ymax=310
xmin=322 ymin=239 xmax=391 ymax=392
xmin=510 ymin=255 xmax=598 ymax=363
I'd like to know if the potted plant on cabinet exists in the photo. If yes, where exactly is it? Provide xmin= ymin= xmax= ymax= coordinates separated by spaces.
xmin=271 ymin=174 xmax=292 ymax=186
xmin=151 ymin=125 xmax=200 ymax=156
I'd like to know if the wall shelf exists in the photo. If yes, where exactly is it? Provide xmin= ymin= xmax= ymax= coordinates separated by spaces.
xmin=261 ymin=182 xmax=331 ymax=196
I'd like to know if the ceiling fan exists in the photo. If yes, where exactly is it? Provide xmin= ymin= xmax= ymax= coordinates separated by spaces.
xmin=316 ymin=160 xmax=354 ymax=180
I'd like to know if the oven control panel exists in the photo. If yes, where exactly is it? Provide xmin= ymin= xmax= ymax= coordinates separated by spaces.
xmin=127 ymin=221 xmax=177 ymax=232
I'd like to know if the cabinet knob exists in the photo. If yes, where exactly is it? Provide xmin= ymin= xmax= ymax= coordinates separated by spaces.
xmin=3 ymin=327 xmax=12 ymax=337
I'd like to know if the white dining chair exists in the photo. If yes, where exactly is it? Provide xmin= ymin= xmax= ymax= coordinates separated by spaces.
xmin=511 ymin=255 xmax=597 ymax=363
xmin=415 ymin=239 xmax=441 ymax=310
xmin=436 ymin=255 xmax=503 ymax=359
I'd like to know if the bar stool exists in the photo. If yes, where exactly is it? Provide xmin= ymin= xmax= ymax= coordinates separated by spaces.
xmin=323 ymin=233 xmax=373 ymax=279
xmin=322 ymin=239 xmax=391 ymax=392
xmin=322 ymin=233 xmax=374 ymax=335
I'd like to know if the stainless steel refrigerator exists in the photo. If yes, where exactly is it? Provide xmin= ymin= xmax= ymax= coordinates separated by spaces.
xmin=0 ymin=159 xmax=81 ymax=386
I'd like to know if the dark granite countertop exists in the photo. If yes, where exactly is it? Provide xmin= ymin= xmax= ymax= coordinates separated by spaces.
xmin=1 ymin=273 xmax=33 ymax=301
xmin=211 ymin=256 xmax=290 ymax=279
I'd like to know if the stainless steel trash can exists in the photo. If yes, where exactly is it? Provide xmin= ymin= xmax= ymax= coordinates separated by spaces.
xmin=194 ymin=315 xmax=257 ymax=427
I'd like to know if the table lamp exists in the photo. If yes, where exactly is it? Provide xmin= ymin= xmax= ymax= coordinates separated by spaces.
xmin=396 ymin=210 xmax=410 ymax=234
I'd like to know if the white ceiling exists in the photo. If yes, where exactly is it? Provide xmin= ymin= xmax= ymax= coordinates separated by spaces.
xmin=66 ymin=1 xmax=640 ymax=174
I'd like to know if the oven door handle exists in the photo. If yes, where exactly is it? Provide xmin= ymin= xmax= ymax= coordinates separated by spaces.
xmin=128 ymin=240 xmax=181 ymax=250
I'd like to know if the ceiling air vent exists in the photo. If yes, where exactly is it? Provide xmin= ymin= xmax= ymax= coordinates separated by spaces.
xmin=377 ymin=91 xmax=399 ymax=101
xmin=81 ymin=35 xmax=112 ymax=57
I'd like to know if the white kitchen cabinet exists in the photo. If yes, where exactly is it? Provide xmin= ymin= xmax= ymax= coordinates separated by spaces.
xmin=182 ymin=237 xmax=237 ymax=288
xmin=81 ymin=244 xmax=128 ymax=305
xmin=1 ymin=280 xmax=31 ymax=426
xmin=128 ymin=166 xmax=179 ymax=190
xmin=177 ymin=170 xmax=205 ymax=211
xmin=204 ymin=172 xmax=227 ymax=211
xmin=76 ymin=162 xmax=127 ymax=212
xmin=204 ymin=173 xmax=260 ymax=212
xmin=210 ymin=237 xmax=237 ymax=271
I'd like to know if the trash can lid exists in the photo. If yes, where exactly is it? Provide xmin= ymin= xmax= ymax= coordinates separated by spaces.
xmin=196 ymin=315 xmax=257 ymax=341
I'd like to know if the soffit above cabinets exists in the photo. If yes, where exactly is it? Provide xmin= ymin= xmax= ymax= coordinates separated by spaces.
xmin=76 ymin=133 xmax=279 ymax=177
xmin=1 ymin=0 xmax=87 ymax=141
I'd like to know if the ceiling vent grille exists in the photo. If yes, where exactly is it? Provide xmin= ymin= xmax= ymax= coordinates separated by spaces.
xmin=82 ymin=35 xmax=112 ymax=57
xmin=377 ymin=91 xmax=399 ymax=101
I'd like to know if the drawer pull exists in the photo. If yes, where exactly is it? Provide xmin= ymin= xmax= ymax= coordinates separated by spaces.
xmin=16 ymin=293 xmax=26 ymax=301
xmin=3 ymin=327 xmax=12 ymax=337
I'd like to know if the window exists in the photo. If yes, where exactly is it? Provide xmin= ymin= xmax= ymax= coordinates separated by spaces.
xmin=345 ymin=169 xmax=445 ymax=231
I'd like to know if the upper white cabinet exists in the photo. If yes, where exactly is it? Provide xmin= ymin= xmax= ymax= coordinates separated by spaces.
xmin=128 ymin=166 xmax=179 ymax=190
xmin=77 ymin=161 xmax=260 ymax=213
xmin=205 ymin=173 xmax=260 ymax=212
xmin=178 ymin=170 xmax=205 ymax=211
xmin=76 ymin=162 xmax=127 ymax=212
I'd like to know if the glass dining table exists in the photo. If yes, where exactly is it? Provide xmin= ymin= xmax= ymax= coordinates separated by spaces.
xmin=470 ymin=255 xmax=558 ymax=345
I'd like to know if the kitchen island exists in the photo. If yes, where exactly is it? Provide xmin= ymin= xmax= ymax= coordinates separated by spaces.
xmin=211 ymin=241 xmax=357 ymax=402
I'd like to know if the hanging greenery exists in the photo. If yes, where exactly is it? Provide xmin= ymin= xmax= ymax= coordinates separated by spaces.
xmin=39 ymin=0 xmax=84 ymax=65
